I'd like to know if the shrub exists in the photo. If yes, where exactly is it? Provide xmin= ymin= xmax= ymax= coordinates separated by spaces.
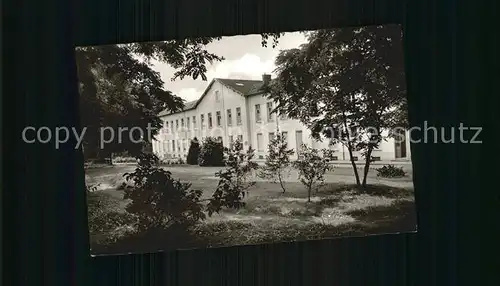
xmin=91 ymin=151 xmax=262 ymax=251
xmin=293 ymin=144 xmax=335 ymax=202
xmin=198 ymin=137 xmax=224 ymax=166
xmin=259 ymin=130 xmax=295 ymax=193
xmin=186 ymin=138 xmax=201 ymax=165
xmin=207 ymin=140 xmax=259 ymax=215
xmin=376 ymin=165 xmax=406 ymax=178
xmin=123 ymin=153 xmax=206 ymax=232
xmin=113 ymin=156 xmax=138 ymax=163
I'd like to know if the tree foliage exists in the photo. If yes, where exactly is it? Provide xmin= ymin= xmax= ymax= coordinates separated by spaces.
xmin=77 ymin=34 xmax=283 ymax=161
xmin=293 ymin=145 xmax=335 ymax=202
xmin=267 ymin=25 xmax=407 ymax=188
xmin=259 ymin=130 xmax=295 ymax=193
xmin=207 ymin=140 xmax=259 ymax=215
xmin=123 ymin=153 xmax=206 ymax=231
xmin=186 ymin=137 xmax=201 ymax=165
xmin=198 ymin=137 xmax=225 ymax=166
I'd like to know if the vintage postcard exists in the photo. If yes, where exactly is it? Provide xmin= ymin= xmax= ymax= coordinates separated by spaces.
xmin=76 ymin=24 xmax=416 ymax=256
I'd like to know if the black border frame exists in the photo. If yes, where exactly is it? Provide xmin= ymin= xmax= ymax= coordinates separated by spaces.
xmin=3 ymin=0 xmax=495 ymax=285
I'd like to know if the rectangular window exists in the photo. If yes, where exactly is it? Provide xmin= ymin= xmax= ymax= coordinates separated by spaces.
xmin=257 ymin=133 xmax=263 ymax=151
xmin=171 ymin=121 xmax=174 ymax=132
xmin=201 ymin=114 xmax=205 ymax=129
xmin=267 ymin=102 xmax=274 ymax=122
xmin=165 ymin=121 xmax=169 ymax=133
xmin=187 ymin=117 xmax=190 ymax=130
xmin=237 ymin=135 xmax=243 ymax=143
xmin=176 ymin=120 xmax=179 ymax=130
xmin=216 ymin=111 xmax=221 ymax=126
xmin=172 ymin=140 xmax=175 ymax=152
xmin=282 ymin=131 xmax=288 ymax=145
xmin=208 ymin=113 xmax=213 ymax=128
xmin=178 ymin=140 xmax=181 ymax=152
xmin=269 ymin=132 xmax=275 ymax=142
xmin=227 ymin=109 xmax=232 ymax=126
xmin=295 ymin=130 xmax=303 ymax=155
xmin=229 ymin=135 xmax=234 ymax=147
xmin=255 ymin=104 xmax=261 ymax=122
xmin=192 ymin=116 xmax=196 ymax=129
xmin=181 ymin=118 xmax=184 ymax=128
xmin=236 ymin=107 xmax=242 ymax=125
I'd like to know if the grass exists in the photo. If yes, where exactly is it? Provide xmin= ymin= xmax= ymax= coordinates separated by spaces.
xmin=86 ymin=164 xmax=416 ymax=254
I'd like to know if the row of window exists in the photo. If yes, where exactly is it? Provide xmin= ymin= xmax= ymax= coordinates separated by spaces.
xmin=163 ymin=107 xmax=243 ymax=134
xmin=162 ymin=102 xmax=287 ymax=134
xmin=155 ymin=139 xmax=188 ymax=154
xmin=256 ymin=101 xmax=284 ymax=123
xmin=156 ymin=130 xmax=299 ymax=154
xmin=255 ymin=131 xmax=290 ymax=152
xmin=156 ymin=134 xmax=244 ymax=154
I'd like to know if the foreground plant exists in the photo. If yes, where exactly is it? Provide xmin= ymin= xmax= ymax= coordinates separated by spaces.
xmin=376 ymin=164 xmax=406 ymax=178
xmin=207 ymin=140 xmax=259 ymax=215
xmin=293 ymin=144 xmax=335 ymax=202
xmin=123 ymin=153 xmax=206 ymax=232
xmin=259 ymin=130 xmax=295 ymax=193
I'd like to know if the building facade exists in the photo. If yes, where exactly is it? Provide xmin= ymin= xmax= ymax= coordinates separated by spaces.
xmin=152 ymin=75 xmax=411 ymax=162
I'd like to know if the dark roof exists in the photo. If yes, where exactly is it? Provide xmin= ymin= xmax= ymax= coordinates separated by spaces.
xmin=184 ymin=100 xmax=198 ymax=110
xmin=215 ymin=78 xmax=264 ymax=95
xmin=158 ymin=100 xmax=198 ymax=116
xmin=159 ymin=77 xmax=270 ymax=117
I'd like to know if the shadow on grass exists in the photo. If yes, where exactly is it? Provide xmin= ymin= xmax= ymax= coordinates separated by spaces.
xmin=324 ymin=184 xmax=414 ymax=199
xmin=344 ymin=199 xmax=416 ymax=232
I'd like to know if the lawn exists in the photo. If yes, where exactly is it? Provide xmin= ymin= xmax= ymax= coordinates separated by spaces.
xmin=86 ymin=164 xmax=416 ymax=254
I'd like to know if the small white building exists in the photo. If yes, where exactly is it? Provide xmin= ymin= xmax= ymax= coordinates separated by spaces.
xmin=152 ymin=75 xmax=411 ymax=162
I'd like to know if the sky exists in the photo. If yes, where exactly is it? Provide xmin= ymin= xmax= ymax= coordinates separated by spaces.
xmin=151 ymin=32 xmax=309 ymax=103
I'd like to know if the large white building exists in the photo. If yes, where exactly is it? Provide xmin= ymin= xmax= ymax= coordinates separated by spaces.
xmin=152 ymin=75 xmax=411 ymax=162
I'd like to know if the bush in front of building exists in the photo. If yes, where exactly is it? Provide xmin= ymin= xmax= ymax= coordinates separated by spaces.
xmin=293 ymin=144 xmax=336 ymax=202
xmin=206 ymin=140 xmax=259 ymax=215
xmin=259 ymin=131 xmax=295 ymax=193
xmin=376 ymin=165 xmax=406 ymax=178
xmin=198 ymin=137 xmax=225 ymax=166
xmin=186 ymin=138 xmax=201 ymax=165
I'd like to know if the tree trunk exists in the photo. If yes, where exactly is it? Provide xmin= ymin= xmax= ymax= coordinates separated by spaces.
xmin=341 ymin=111 xmax=361 ymax=186
xmin=278 ymin=172 xmax=286 ymax=193
xmin=346 ymin=142 xmax=361 ymax=186
xmin=362 ymin=147 xmax=374 ymax=188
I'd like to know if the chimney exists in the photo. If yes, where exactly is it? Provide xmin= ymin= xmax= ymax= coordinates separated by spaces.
xmin=262 ymin=74 xmax=271 ymax=86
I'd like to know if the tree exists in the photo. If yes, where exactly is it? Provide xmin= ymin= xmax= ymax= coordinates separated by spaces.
xmin=123 ymin=153 xmax=206 ymax=232
xmin=258 ymin=129 xmax=295 ymax=193
xmin=293 ymin=145 xmax=335 ymax=202
xmin=207 ymin=140 xmax=259 ymax=215
xmin=267 ymin=25 xmax=407 ymax=188
xmin=198 ymin=137 xmax=225 ymax=166
xmin=186 ymin=137 xmax=201 ymax=165
xmin=77 ymin=34 xmax=283 ymax=162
